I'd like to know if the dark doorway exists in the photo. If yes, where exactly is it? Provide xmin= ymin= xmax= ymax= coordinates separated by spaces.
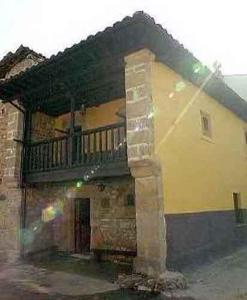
xmin=74 ymin=198 xmax=91 ymax=253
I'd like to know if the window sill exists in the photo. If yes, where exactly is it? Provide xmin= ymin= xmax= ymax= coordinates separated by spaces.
xmin=201 ymin=135 xmax=214 ymax=144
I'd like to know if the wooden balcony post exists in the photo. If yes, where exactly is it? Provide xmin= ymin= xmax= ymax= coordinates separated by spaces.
xmin=68 ymin=95 xmax=75 ymax=166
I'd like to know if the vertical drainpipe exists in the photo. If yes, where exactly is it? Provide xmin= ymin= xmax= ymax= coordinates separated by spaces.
xmin=20 ymin=108 xmax=32 ymax=259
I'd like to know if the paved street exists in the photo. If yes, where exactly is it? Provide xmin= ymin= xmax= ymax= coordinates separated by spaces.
xmin=0 ymin=280 xmax=165 ymax=300
xmin=0 ymin=257 xmax=177 ymax=300
xmin=175 ymin=247 xmax=247 ymax=300
xmin=1 ymin=248 xmax=247 ymax=300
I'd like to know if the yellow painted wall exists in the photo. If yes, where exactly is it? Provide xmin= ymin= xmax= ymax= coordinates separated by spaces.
xmin=85 ymin=98 xmax=125 ymax=129
xmin=152 ymin=62 xmax=247 ymax=214
xmin=55 ymin=98 xmax=125 ymax=132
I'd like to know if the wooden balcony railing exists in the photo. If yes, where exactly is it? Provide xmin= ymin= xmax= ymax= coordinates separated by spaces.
xmin=24 ymin=122 xmax=127 ymax=174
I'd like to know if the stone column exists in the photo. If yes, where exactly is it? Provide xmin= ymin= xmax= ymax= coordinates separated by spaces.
xmin=2 ymin=103 xmax=24 ymax=262
xmin=125 ymin=49 xmax=167 ymax=276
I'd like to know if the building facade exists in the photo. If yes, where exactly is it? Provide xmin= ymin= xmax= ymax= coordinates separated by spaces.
xmin=0 ymin=46 xmax=45 ymax=262
xmin=0 ymin=12 xmax=247 ymax=274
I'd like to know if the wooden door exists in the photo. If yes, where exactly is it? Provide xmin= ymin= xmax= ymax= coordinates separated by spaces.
xmin=74 ymin=198 xmax=91 ymax=253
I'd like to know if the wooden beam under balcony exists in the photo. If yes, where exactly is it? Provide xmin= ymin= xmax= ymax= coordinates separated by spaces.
xmin=24 ymin=161 xmax=130 ymax=183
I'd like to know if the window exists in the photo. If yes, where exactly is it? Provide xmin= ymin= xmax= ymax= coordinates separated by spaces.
xmin=124 ymin=194 xmax=135 ymax=207
xmin=0 ymin=107 xmax=5 ymax=116
xmin=233 ymin=193 xmax=245 ymax=224
xmin=200 ymin=111 xmax=212 ymax=138
xmin=244 ymin=130 xmax=247 ymax=145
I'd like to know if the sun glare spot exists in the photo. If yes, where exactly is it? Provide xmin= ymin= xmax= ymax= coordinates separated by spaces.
xmin=84 ymin=175 xmax=89 ymax=181
xmin=42 ymin=204 xmax=63 ymax=223
xmin=175 ymin=81 xmax=186 ymax=92
xmin=76 ymin=181 xmax=83 ymax=188
xmin=192 ymin=62 xmax=206 ymax=75
xmin=169 ymin=92 xmax=175 ymax=99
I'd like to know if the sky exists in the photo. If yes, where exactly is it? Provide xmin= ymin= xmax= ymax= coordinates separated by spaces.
xmin=0 ymin=0 xmax=246 ymax=75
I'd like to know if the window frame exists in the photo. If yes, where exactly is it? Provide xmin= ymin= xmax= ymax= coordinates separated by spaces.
xmin=243 ymin=129 xmax=247 ymax=145
xmin=200 ymin=110 xmax=212 ymax=138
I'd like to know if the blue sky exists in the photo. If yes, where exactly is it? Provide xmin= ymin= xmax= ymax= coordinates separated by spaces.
xmin=1 ymin=0 xmax=246 ymax=74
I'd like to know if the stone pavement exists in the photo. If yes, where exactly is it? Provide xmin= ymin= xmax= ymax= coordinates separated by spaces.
xmin=0 ymin=259 xmax=194 ymax=300
xmin=2 ymin=247 xmax=247 ymax=300
xmin=0 ymin=263 xmax=117 ymax=297
xmin=166 ymin=247 xmax=247 ymax=300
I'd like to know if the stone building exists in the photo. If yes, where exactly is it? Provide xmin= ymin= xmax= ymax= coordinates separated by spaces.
xmin=0 ymin=46 xmax=45 ymax=262
xmin=0 ymin=12 xmax=247 ymax=275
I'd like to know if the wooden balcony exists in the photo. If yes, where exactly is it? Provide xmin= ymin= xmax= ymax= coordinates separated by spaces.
xmin=23 ymin=122 xmax=129 ymax=183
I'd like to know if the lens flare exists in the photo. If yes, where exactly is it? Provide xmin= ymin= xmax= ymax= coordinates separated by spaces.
xmin=76 ymin=181 xmax=83 ymax=188
xmin=148 ymin=111 xmax=155 ymax=119
xmin=175 ymin=81 xmax=186 ymax=92
xmin=42 ymin=205 xmax=62 ymax=222
xmin=192 ymin=62 xmax=206 ymax=75
xmin=169 ymin=92 xmax=175 ymax=99
xmin=84 ymin=175 xmax=89 ymax=181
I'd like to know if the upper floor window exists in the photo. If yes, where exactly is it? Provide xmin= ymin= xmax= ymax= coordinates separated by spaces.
xmin=200 ymin=111 xmax=212 ymax=138
xmin=244 ymin=130 xmax=247 ymax=145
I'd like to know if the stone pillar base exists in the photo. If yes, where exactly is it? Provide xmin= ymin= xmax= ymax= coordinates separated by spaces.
xmin=130 ymin=161 xmax=167 ymax=277
xmin=134 ymin=256 xmax=166 ymax=277
xmin=117 ymin=270 xmax=187 ymax=292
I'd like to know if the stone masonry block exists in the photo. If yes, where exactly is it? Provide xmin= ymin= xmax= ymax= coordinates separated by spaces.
xmin=124 ymin=49 xmax=155 ymax=66
xmin=126 ymin=84 xmax=149 ymax=103
xmin=127 ymin=143 xmax=153 ymax=161
xmin=126 ymin=99 xmax=153 ymax=119
xmin=136 ymin=176 xmax=159 ymax=198
xmin=8 ymin=112 xmax=18 ymax=125
xmin=127 ymin=128 xmax=153 ymax=146
xmin=127 ymin=145 xmax=139 ymax=159
xmin=127 ymin=117 xmax=151 ymax=131
xmin=125 ymin=70 xmax=147 ymax=90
